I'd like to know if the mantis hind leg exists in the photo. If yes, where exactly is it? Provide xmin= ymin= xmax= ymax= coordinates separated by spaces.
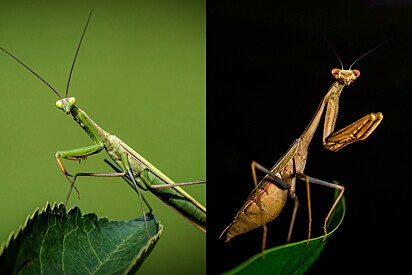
xmin=71 ymin=170 xmax=154 ymax=214
xmin=250 ymin=161 xmax=268 ymax=255
xmin=104 ymin=159 xmax=154 ymax=214
xmin=296 ymin=172 xmax=345 ymax=240
xmin=71 ymin=155 xmax=153 ymax=238
xmin=102 ymin=158 xmax=155 ymax=238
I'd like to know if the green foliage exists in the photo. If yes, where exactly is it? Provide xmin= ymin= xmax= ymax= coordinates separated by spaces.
xmin=0 ymin=203 xmax=162 ymax=274
xmin=224 ymin=188 xmax=345 ymax=275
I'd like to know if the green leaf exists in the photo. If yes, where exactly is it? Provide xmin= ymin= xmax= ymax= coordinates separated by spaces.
xmin=223 ymin=187 xmax=345 ymax=275
xmin=0 ymin=203 xmax=163 ymax=274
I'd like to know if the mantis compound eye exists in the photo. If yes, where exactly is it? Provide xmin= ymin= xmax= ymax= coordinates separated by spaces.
xmin=331 ymin=68 xmax=341 ymax=79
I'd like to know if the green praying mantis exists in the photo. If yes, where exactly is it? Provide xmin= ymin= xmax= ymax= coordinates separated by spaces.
xmin=220 ymin=40 xmax=387 ymax=251
xmin=0 ymin=10 xmax=206 ymax=234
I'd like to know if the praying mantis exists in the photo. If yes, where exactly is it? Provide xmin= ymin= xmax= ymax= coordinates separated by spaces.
xmin=219 ymin=42 xmax=386 ymax=251
xmin=0 ymin=10 xmax=206 ymax=234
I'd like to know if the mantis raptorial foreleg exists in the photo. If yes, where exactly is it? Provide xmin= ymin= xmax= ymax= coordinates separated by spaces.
xmin=323 ymin=112 xmax=383 ymax=151
xmin=55 ymin=144 xmax=105 ymax=199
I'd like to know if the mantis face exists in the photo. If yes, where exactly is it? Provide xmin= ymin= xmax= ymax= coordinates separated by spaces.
xmin=56 ymin=97 xmax=76 ymax=114
xmin=331 ymin=68 xmax=360 ymax=86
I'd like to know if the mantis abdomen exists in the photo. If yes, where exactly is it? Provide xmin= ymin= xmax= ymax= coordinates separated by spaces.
xmin=139 ymin=169 xmax=206 ymax=231
xmin=221 ymin=177 xmax=288 ymax=242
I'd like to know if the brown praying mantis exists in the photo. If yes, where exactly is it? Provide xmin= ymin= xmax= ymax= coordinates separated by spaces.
xmin=219 ymin=41 xmax=387 ymax=252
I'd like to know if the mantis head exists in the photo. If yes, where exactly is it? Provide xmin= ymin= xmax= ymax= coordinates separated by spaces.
xmin=331 ymin=69 xmax=360 ymax=86
xmin=56 ymin=97 xmax=76 ymax=114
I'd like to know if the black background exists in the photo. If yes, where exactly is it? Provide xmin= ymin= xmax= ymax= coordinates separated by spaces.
xmin=207 ymin=0 xmax=412 ymax=274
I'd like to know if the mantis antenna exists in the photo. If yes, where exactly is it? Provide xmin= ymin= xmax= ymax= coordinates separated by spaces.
xmin=322 ymin=33 xmax=393 ymax=69
xmin=0 ymin=9 xmax=94 ymax=100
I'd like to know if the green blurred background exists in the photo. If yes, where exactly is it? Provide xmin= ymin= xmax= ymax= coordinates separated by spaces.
xmin=0 ymin=1 xmax=205 ymax=274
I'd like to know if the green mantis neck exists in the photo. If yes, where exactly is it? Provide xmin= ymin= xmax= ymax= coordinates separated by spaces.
xmin=70 ymin=105 xmax=109 ymax=144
